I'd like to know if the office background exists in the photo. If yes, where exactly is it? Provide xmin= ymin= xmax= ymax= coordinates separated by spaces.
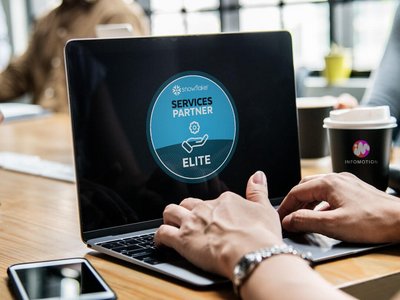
xmin=1 ymin=1 xmax=400 ymax=299
xmin=0 ymin=0 xmax=398 ymax=100
xmin=1 ymin=0 xmax=397 ymax=69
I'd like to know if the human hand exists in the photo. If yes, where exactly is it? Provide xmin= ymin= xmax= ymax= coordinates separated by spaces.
xmin=278 ymin=172 xmax=400 ymax=243
xmin=326 ymin=93 xmax=358 ymax=109
xmin=154 ymin=171 xmax=283 ymax=279
xmin=320 ymin=94 xmax=358 ymax=110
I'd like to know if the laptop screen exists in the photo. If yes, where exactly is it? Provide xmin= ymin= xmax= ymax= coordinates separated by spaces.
xmin=65 ymin=32 xmax=301 ymax=237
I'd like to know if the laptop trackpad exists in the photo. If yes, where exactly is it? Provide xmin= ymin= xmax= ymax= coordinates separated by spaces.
xmin=284 ymin=233 xmax=385 ymax=263
xmin=156 ymin=259 xmax=228 ymax=286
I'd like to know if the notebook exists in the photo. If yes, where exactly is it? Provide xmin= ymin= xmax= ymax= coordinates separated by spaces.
xmin=65 ymin=32 xmax=383 ymax=287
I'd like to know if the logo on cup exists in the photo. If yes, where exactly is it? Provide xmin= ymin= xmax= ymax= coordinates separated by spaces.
xmin=353 ymin=140 xmax=370 ymax=158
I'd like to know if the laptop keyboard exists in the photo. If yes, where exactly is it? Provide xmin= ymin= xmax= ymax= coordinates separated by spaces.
xmin=96 ymin=233 xmax=181 ymax=265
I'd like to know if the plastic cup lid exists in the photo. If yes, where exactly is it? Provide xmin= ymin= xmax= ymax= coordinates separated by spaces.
xmin=323 ymin=106 xmax=397 ymax=129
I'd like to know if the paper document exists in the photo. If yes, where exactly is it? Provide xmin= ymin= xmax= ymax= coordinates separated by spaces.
xmin=0 ymin=103 xmax=51 ymax=121
xmin=0 ymin=152 xmax=75 ymax=182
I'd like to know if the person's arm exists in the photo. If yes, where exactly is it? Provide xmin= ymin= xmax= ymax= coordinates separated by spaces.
xmin=241 ymin=254 xmax=352 ymax=300
xmin=362 ymin=5 xmax=400 ymax=137
xmin=0 ymin=16 xmax=39 ymax=102
xmin=155 ymin=171 xmax=352 ymax=300
xmin=0 ymin=50 xmax=33 ymax=101
xmin=278 ymin=172 xmax=400 ymax=243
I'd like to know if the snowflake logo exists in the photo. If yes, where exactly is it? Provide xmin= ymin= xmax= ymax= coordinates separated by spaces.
xmin=172 ymin=85 xmax=181 ymax=96
xmin=189 ymin=121 xmax=200 ymax=134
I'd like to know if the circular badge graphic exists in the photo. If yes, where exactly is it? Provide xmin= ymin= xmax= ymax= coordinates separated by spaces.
xmin=353 ymin=140 xmax=370 ymax=158
xmin=147 ymin=71 xmax=238 ymax=183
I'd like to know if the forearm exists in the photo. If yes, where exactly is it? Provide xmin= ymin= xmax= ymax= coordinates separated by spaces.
xmin=0 ymin=53 xmax=32 ymax=101
xmin=382 ymin=198 xmax=400 ymax=242
xmin=0 ymin=68 xmax=28 ymax=100
xmin=241 ymin=255 xmax=353 ymax=300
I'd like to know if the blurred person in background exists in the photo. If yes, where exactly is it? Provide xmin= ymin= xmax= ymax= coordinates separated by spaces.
xmin=0 ymin=1 xmax=11 ymax=70
xmin=300 ymin=5 xmax=400 ymax=115
xmin=362 ymin=4 xmax=400 ymax=140
xmin=0 ymin=0 xmax=149 ymax=112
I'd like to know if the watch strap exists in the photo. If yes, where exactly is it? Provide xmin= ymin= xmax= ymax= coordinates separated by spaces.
xmin=232 ymin=244 xmax=313 ymax=297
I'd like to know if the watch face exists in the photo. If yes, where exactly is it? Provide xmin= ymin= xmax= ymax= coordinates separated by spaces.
xmin=234 ymin=253 xmax=260 ymax=280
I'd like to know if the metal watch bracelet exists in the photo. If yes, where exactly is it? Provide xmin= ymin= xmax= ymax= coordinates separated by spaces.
xmin=232 ymin=244 xmax=313 ymax=297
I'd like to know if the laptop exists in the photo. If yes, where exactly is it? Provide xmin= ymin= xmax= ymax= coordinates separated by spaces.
xmin=64 ymin=32 xmax=384 ymax=287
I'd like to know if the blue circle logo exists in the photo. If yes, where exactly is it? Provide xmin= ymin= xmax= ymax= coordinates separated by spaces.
xmin=147 ymin=71 xmax=238 ymax=183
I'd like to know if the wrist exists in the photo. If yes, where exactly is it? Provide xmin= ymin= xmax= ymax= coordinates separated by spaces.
xmin=220 ymin=231 xmax=283 ymax=279
xmin=241 ymin=254 xmax=309 ymax=294
xmin=384 ymin=200 xmax=400 ymax=242
xmin=232 ymin=244 xmax=312 ymax=297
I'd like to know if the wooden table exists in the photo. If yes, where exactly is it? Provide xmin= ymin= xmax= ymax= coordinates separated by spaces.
xmin=1 ymin=114 xmax=400 ymax=299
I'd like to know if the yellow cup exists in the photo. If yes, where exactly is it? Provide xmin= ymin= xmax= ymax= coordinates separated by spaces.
xmin=323 ymin=54 xmax=351 ymax=85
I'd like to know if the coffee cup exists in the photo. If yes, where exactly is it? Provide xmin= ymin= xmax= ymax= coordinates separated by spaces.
xmin=324 ymin=106 xmax=397 ymax=190
xmin=297 ymin=97 xmax=337 ymax=159
xmin=323 ymin=45 xmax=351 ymax=85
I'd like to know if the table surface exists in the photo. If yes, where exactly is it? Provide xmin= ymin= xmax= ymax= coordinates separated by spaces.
xmin=1 ymin=114 xmax=400 ymax=300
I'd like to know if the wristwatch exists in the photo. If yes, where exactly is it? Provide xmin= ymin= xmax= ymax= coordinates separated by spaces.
xmin=232 ymin=245 xmax=312 ymax=297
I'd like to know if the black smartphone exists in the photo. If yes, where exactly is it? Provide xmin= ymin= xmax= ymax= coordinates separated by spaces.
xmin=7 ymin=257 xmax=116 ymax=300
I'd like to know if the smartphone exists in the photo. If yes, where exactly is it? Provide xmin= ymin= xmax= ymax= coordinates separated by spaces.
xmin=7 ymin=258 xmax=116 ymax=300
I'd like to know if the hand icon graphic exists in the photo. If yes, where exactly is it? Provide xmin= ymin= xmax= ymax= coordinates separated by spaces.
xmin=181 ymin=134 xmax=209 ymax=153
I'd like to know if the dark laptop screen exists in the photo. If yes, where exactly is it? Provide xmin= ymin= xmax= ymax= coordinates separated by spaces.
xmin=65 ymin=32 xmax=301 ymax=236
